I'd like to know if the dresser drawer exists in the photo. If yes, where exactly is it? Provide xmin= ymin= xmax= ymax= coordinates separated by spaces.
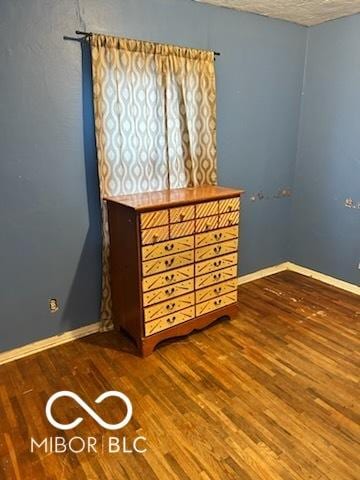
xmin=195 ymin=239 xmax=238 ymax=262
xmin=195 ymin=279 xmax=237 ymax=304
xmin=219 ymin=197 xmax=240 ymax=214
xmin=142 ymin=265 xmax=194 ymax=292
xmin=195 ymin=226 xmax=238 ymax=248
xmin=196 ymin=291 xmax=237 ymax=317
xmin=195 ymin=201 xmax=218 ymax=218
xmin=169 ymin=205 xmax=194 ymax=223
xmin=141 ymin=226 xmax=169 ymax=246
xmin=143 ymin=279 xmax=194 ymax=307
xmin=142 ymin=250 xmax=194 ymax=277
xmin=140 ymin=209 xmax=168 ymax=229
xmin=142 ymin=236 xmax=193 ymax=261
xmin=218 ymin=211 xmax=239 ymax=229
xmin=195 ymin=215 xmax=218 ymax=233
xmin=144 ymin=307 xmax=195 ymax=336
xmin=195 ymin=265 xmax=237 ymax=289
xmin=195 ymin=252 xmax=238 ymax=276
xmin=170 ymin=220 xmax=195 ymax=239
xmin=144 ymin=293 xmax=195 ymax=322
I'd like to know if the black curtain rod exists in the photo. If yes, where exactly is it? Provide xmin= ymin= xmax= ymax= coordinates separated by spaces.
xmin=74 ymin=30 xmax=220 ymax=56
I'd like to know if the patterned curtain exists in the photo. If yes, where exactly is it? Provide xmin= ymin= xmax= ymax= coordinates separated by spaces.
xmin=91 ymin=35 xmax=217 ymax=330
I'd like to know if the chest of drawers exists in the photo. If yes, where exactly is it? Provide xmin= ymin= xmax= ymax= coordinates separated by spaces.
xmin=106 ymin=185 xmax=244 ymax=356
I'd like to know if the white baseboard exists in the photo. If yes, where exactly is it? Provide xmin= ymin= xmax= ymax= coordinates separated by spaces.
xmin=237 ymin=262 xmax=289 ymax=285
xmin=286 ymin=262 xmax=360 ymax=295
xmin=1 ymin=264 xmax=358 ymax=366
xmin=0 ymin=322 xmax=101 ymax=365
xmin=238 ymin=261 xmax=360 ymax=295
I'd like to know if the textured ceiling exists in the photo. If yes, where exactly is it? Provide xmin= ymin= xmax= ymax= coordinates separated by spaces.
xmin=194 ymin=0 xmax=360 ymax=26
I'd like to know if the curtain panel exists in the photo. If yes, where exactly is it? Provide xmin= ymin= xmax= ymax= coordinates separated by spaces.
xmin=91 ymin=34 xmax=217 ymax=329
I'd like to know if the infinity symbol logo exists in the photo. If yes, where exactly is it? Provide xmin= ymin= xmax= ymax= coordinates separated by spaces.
xmin=46 ymin=391 xmax=133 ymax=431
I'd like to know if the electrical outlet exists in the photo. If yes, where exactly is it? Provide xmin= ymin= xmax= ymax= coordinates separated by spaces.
xmin=49 ymin=298 xmax=59 ymax=313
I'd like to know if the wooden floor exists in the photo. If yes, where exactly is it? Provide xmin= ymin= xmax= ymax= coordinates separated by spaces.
xmin=0 ymin=271 xmax=359 ymax=479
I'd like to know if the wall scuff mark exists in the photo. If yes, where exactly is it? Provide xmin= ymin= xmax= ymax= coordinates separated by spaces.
xmin=345 ymin=198 xmax=360 ymax=209
xmin=250 ymin=188 xmax=292 ymax=202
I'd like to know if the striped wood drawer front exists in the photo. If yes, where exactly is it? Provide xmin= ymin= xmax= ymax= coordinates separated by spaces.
xmin=140 ymin=196 xmax=240 ymax=330
xmin=195 ymin=265 xmax=237 ymax=289
xmin=195 ymin=201 xmax=218 ymax=218
xmin=195 ymin=252 xmax=238 ymax=276
xmin=144 ymin=293 xmax=194 ymax=322
xmin=143 ymin=279 xmax=194 ymax=307
xmin=141 ymin=226 xmax=169 ymax=246
xmin=170 ymin=220 xmax=195 ymax=239
xmin=142 ymin=265 xmax=194 ymax=292
xmin=195 ymin=239 xmax=238 ymax=262
xmin=140 ymin=209 xmax=168 ymax=229
xmin=195 ymin=279 xmax=238 ymax=304
xmin=195 ymin=226 xmax=238 ymax=248
xmin=144 ymin=307 xmax=195 ymax=336
xmin=169 ymin=205 xmax=194 ymax=223
xmin=195 ymin=215 xmax=218 ymax=233
xmin=218 ymin=211 xmax=239 ymax=229
xmin=142 ymin=236 xmax=193 ymax=261
xmin=219 ymin=197 xmax=240 ymax=214
xmin=196 ymin=291 xmax=237 ymax=317
xmin=143 ymin=250 xmax=194 ymax=277
xmin=195 ymin=201 xmax=219 ymax=218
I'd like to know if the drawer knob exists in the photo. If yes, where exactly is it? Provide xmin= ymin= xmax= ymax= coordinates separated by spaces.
xmin=205 ymin=224 xmax=211 ymax=231
xmin=152 ymin=234 xmax=159 ymax=242
xmin=165 ymin=274 xmax=175 ymax=282
xmin=180 ymin=213 xmax=185 ymax=221
xmin=213 ymin=273 xmax=221 ymax=280
xmin=214 ymin=260 xmax=222 ymax=267
xmin=214 ymin=233 xmax=222 ymax=241
xmin=167 ymin=316 xmax=176 ymax=324
xmin=165 ymin=243 xmax=175 ymax=251
xmin=227 ymin=220 xmax=232 ymax=225
xmin=214 ymin=299 xmax=222 ymax=306
xmin=213 ymin=246 xmax=222 ymax=254
xmin=166 ymin=303 xmax=176 ymax=311
xmin=214 ymin=287 xmax=222 ymax=294
xmin=165 ymin=287 xmax=175 ymax=296
xmin=165 ymin=258 xmax=175 ymax=268
xmin=227 ymin=206 xmax=232 ymax=212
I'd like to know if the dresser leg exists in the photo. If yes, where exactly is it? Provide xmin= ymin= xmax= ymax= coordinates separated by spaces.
xmin=139 ymin=339 xmax=156 ymax=357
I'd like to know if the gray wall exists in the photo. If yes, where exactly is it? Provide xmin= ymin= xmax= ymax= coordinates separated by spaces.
xmin=291 ymin=16 xmax=360 ymax=284
xmin=0 ymin=0 xmax=306 ymax=352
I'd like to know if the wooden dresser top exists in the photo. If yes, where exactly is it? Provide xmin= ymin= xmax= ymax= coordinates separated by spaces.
xmin=105 ymin=185 xmax=244 ymax=212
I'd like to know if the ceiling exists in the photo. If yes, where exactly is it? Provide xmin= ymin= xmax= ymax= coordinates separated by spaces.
xmin=194 ymin=0 xmax=360 ymax=26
